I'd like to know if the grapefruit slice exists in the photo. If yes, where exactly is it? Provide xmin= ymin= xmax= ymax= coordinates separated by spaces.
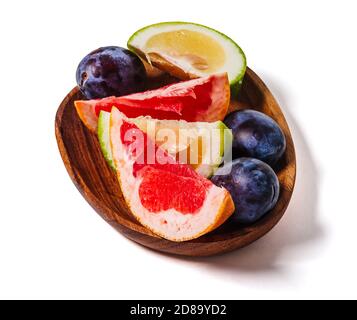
xmin=109 ymin=108 xmax=234 ymax=242
xmin=127 ymin=22 xmax=246 ymax=97
xmin=74 ymin=73 xmax=230 ymax=132
xmin=98 ymin=111 xmax=232 ymax=177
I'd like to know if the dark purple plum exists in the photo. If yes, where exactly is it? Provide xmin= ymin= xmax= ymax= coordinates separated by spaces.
xmin=224 ymin=109 xmax=286 ymax=166
xmin=76 ymin=46 xmax=146 ymax=99
xmin=211 ymin=158 xmax=279 ymax=224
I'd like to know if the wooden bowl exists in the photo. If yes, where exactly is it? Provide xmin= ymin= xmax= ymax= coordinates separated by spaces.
xmin=55 ymin=68 xmax=296 ymax=257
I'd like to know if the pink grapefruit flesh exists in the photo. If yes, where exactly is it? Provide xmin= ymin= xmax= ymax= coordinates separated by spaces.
xmin=110 ymin=107 xmax=234 ymax=242
xmin=74 ymin=73 xmax=230 ymax=132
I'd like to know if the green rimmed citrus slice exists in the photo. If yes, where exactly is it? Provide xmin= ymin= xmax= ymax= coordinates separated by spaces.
xmin=98 ymin=111 xmax=232 ymax=177
xmin=128 ymin=22 xmax=246 ymax=97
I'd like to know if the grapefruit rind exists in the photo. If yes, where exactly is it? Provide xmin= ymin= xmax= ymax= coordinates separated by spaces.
xmin=98 ymin=111 xmax=116 ymax=170
xmin=109 ymin=108 xmax=234 ymax=242
xmin=74 ymin=100 xmax=97 ymax=132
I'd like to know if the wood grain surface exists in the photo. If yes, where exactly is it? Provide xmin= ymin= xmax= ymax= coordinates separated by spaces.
xmin=55 ymin=67 xmax=296 ymax=257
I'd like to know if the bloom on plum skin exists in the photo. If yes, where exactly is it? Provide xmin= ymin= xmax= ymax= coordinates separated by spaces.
xmin=76 ymin=46 xmax=147 ymax=99
xmin=211 ymin=158 xmax=279 ymax=224
xmin=224 ymin=109 xmax=286 ymax=166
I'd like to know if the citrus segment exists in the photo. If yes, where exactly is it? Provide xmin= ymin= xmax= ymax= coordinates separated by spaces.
xmin=128 ymin=22 xmax=246 ymax=96
xmin=75 ymin=73 xmax=230 ymax=132
xmin=109 ymin=108 xmax=234 ymax=241
xmin=98 ymin=111 xmax=232 ymax=177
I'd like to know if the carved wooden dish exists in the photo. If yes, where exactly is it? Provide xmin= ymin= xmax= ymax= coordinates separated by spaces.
xmin=55 ymin=67 xmax=296 ymax=257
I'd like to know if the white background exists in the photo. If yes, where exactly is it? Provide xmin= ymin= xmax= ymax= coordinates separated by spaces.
xmin=0 ymin=0 xmax=356 ymax=300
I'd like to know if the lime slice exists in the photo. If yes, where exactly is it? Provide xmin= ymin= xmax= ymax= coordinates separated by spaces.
xmin=98 ymin=111 xmax=232 ymax=177
xmin=128 ymin=22 xmax=246 ymax=97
